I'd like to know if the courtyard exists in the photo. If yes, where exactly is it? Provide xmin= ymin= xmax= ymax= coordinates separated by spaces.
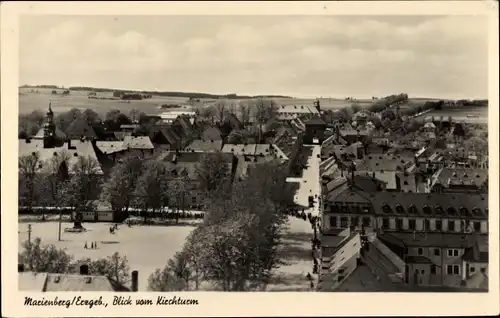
xmin=18 ymin=221 xmax=195 ymax=291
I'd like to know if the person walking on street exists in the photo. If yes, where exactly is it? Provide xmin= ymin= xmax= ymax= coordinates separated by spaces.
xmin=84 ymin=241 xmax=88 ymax=249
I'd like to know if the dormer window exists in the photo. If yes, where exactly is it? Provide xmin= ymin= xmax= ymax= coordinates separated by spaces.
xmin=408 ymin=204 xmax=418 ymax=214
xmin=423 ymin=205 xmax=433 ymax=215
xmin=435 ymin=205 xmax=444 ymax=215
xmin=382 ymin=204 xmax=392 ymax=214
xmin=459 ymin=206 xmax=469 ymax=217
xmin=395 ymin=204 xmax=405 ymax=214
xmin=447 ymin=207 xmax=458 ymax=216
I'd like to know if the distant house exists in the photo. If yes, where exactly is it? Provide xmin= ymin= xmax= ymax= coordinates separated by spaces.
xmin=158 ymin=151 xmax=238 ymax=207
xmin=149 ymin=126 xmax=181 ymax=151
xmin=66 ymin=117 xmax=98 ymax=140
xmin=122 ymin=136 xmax=154 ymax=158
xmin=428 ymin=168 xmax=488 ymax=194
xmin=224 ymin=113 xmax=244 ymax=130
xmin=185 ymin=139 xmax=223 ymax=153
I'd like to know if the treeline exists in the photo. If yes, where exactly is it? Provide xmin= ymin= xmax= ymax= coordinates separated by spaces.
xmin=65 ymin=86 xmax=292 ymax=100
xmin=18 ymin=107 xmax=149 ymax=138
xmin=456 ymin=99 xmax=488 ymax=107
xmin=322 ymin=93 xmax=444 ymax=126
xmin=20 ymin=84 xmax=59 ymax=89
xmin=147 ymin=161 xmax=297 ymax=291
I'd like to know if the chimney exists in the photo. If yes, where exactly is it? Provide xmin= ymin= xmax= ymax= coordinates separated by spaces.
xmin=18 ymin=264 xmax=25 ymax=272
xmin=80 ymin=264 xmax=89 ymax=275
xmin=68 ymin=139 xmax=72 ymax=149
xmin=131 ymin=270 xmax=139 ymax=292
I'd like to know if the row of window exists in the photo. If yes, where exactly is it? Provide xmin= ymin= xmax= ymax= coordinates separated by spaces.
xmin=381 ymin=218 xmax=482 ymax=232
xmin=329 ymin=216 xmax=372 ymax=227
xmin=380 ymin=204 xmax=484 ymax=217
xmin=329 ymin=216 xmax=483 ymax=232
xmin=416 ymin=265 xmax=460 ymax=275
xmin=413 ymin=248 xmax=460 ymax=257
xmin=331 ymin=203 xmax=487 ymax=217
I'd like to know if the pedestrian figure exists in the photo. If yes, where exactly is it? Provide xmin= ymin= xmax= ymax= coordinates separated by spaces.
xmin=306 ymin=272 xmax=312 ymax=281
xmin=310 ymin=281 xmax=314 ymax=289
xmin=94 ymin=241 xmax=97 ymax=249
xmin=91 ymin=242 xmax=94 ymax=249
xmin=84 ymin=241 xmax=88 ymax=249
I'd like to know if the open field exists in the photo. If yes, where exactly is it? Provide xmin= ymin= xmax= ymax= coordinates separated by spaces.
xmin=19 ymin=88 xmax=376 ymax=115
xmin=19 ymin=88 xmax=192 ymax=116
xmin=18 ymin=221 xmax=195 ymax=291
xmin=423 ymin=107 xmax=488 ymax=124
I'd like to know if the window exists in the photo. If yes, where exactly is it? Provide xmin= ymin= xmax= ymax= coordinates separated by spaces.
xmin=382 ymin=204 xmax=392 ymax=214
xmin=447 ymin=249 xmax=459 ymax=257
xmin=448 ymin=220 xmax=455 ymax=231
xmin=362 ymin=217 xmax=371 ymax=226
xmin=446 ymin=265 xmax=460 ymax=275
xmin=420 ymin=270 xmax=425 ymax=275
xmin=408 ymin=205 xmax=418 ymax=214
xmin=396 ymin=218 xmax=403 ymax=230
xmin=351 ymin=217 xmax=359 ymax=227
xmin=395 ymin=204 xmax=405 ymax=214
xmin=424 ymin=219 xmax=431 ymax=231
xmin=423 ymin=205 xmax=433 ymax=215
xmin=431 ymin=265 xmax=437 ymax=274
xmin=417 ymin=248 xmax=423 ymax=256
xmin=470 ymin=266 xmax=476 ymax=273
xmin=340 ymin=217 xmax=348 ymax=227
xmin=436 ymin=220 xmax=443 ymax=231
xmin=435 ymin=205 xmax=444 ymax=215
xmin=474 ymin=222 xmax=481 ymax=232
xmin=434 ymin=248 xmax=440 ymax=256
xmin=341 ymin=206 xmax=350 ymax=213
xmin=382 ymin=218 xmax=390 ymax=229
xmin=329 ymin=216 xmax=337 ymax=227
xmin=446 ymin=265 xmax=453 ymax=275
xmin=409 ymin=219 xmax=416 ymax=230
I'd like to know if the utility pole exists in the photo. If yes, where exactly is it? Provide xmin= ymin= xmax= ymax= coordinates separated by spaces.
xmin=27 ymin=224 xmax=32 ymax=244
xmin=58 ymin=208 xmax=62 ymax=241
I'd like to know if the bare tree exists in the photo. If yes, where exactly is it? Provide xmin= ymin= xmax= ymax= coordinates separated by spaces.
xmin=214 ymin=100 xmax=227 ymax=122
xmin=101 ymin=155 xmax=143 ymax=215
xmin=133 ymin=161 xmax=170 ymax=223
xmin=66 ymin=156 xmax=101 ymax=212
xmin=19 ymin=152 xmax=42 ymax=212
xmin=238 ymin=102 xmax=251 ymax=124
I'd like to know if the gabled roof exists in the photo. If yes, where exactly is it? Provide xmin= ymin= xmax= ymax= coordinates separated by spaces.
xmin=305 ymin=116 xmax=326 ymax=126
xmin=19 ymin=272 xmax=130 ymax=292
xmin=33 ymin=127 xmax=67 ymax=140
xmin=185 ymin=139 xmax=223 ymax=152
xmin=378 ymin=232 xmax=486 ymax=248
xmin=18 ymin=139 xmax=103 ymax=174
xmin=96 ymin=141 xmax=127 ymax=154
xmin=123 ymin=136 xmax=154 ymax=150
xmin=368 ymin=192 xmax=488 ymax=219
xmin=224 ymin=113 xmax=243 ymax=129
xmin=65 ymin=117 xmax=98 ymax=139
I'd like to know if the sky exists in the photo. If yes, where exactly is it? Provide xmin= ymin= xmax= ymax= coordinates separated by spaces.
xmin=19 ymin=15 xmax=489 ymax=99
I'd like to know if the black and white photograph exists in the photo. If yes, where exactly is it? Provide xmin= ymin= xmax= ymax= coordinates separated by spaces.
xmin=2 ymin=1 xmax=499 ymax=317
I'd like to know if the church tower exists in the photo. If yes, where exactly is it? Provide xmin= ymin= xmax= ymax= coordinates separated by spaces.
xmin=43 ymin=102 xmax=56 ymax=148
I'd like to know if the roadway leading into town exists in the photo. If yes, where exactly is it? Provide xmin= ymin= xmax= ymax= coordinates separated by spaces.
xmin=292 ymin=145 xmax=322 ymax=219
